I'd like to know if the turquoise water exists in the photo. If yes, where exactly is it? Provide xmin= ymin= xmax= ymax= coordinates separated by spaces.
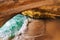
xmin=0 ymin=14 xmax=27 ymax=38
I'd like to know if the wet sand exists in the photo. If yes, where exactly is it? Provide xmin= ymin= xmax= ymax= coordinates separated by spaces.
xmin=46 ymin=19 xmax=60 ymax=40
xmin=26 ymin=19 xmax=60 ymax=40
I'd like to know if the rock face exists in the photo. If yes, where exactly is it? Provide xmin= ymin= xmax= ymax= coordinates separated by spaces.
xmin=0 ymin=0 xmax=60 ymax=26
